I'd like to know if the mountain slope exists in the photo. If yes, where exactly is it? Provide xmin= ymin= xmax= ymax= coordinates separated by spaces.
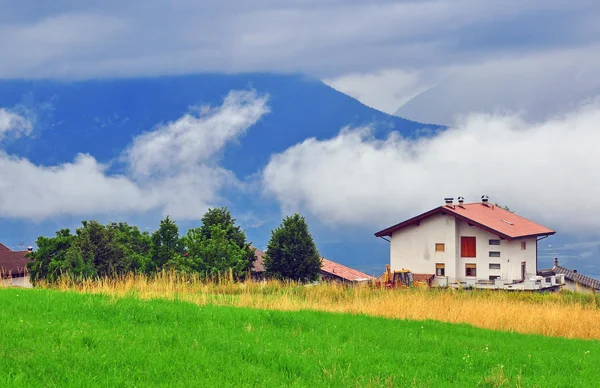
xmin=0 ymin=74 xmax=435 ymax=177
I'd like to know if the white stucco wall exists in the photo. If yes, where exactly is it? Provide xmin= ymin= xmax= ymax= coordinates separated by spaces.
xmin=0 ymin=276 xmax=32 ymax=288
xmin=563 ymin=279 xmax=597 ymax=294
xmin=390 ymin=213 xmax=457 ymax=278
xmin=389 ymin=214 xmax=538 ymax=284
xmin=454 ymin=220 xmax=537 ymax=283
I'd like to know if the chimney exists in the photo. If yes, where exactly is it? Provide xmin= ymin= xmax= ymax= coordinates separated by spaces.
xmin=573 ymin=269 xmax=578 ymax=273
xmin=444 ymin=197 xmax=454 ymax=206
xmin=554 ymin=258 xmax=558 ymax=267
xmin=481 ymin=195 xmax=489 ymax=206
xmin=458 ymin=196 xmax=465 ymax=206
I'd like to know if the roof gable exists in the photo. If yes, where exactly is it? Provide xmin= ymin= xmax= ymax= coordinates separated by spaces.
xmin=375 ymin=203 xmax=555 ymax=240
xmin=0 ymin=243 xmax=30 ymax=278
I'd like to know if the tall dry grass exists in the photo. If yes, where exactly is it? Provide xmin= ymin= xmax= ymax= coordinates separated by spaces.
xmin=40 ymin=272 xmax=600 ymax=340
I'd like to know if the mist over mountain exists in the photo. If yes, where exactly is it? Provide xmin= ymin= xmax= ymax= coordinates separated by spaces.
xmin=0 ymin=73 xmax=438 ymax=275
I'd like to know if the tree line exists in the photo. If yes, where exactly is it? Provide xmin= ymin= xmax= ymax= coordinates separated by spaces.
xmin=26 ymin=208 xmax=322 ymax=283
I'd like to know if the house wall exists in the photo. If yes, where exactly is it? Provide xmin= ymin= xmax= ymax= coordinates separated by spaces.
xmin=389 ymin=213 xmax=538 ymax=284
xmin=563 ymin=279 xmax=597 ymax=294
xmin=390 ymin=213 xmax=457 ymax=279
xmin=0 ymin=275 xmax=32 ymax=288
xmin=454 ymin=220 xmax=537 ymax=283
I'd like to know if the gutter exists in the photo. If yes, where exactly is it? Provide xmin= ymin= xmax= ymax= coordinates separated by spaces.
xmin=536 ymin=235 xmax=550 ymax=273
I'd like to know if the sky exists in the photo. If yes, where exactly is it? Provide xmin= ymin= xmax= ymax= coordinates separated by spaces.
xmin=2 ymin=1 xmax=600 ymax=122
xmin=1 ymin=1 xmax=600 ymax=272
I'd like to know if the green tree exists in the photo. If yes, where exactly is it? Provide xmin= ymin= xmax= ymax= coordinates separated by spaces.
xmin=196 ymin=207 xmax=256 ymax=275
xmin=113 ymin=222 xmax=153 ymax=273
xmin=264 ymin=214 xmax=321 ymax=281
xmin=150 ymin=216 xmax=182 ymax=271
xmin=27 ymin=229 xmax=75 ymax=283
xmin=173 ymin=224 xmax=247 ymax=278
xmin=72 ymin=220 xmax=127 ymax=277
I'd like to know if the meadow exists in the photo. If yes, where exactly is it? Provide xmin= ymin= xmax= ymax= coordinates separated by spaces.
xmin=41 ymin=273 xmax=600 ymax=340
xmin=1 ymin=287 xmax=600 ymax=387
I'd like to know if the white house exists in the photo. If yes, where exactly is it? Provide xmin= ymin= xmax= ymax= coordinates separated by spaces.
xmin=374 ymin=197 xmax=556 ymax=289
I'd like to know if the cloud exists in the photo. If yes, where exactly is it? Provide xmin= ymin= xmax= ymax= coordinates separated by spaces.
xmin=0 ymin=90 xmax=269 ymax=220
xmin=262 ymin=98 xmax=600 ymax=235
xmin=127 ymin=91 xmax=269 ymax=176
xmin=0 ymin=109 xmax=33 ymax=139
xmin=0 ymin=1 xmax=596 ymax=79
xmin=0 ymin=153 xmax=149 ymax=218
xmin=394 ymin=45 xmax=600 ymax=124
xmin=324 ymin=69 xmax=437 ymax=114
xmin=2 ymin=2 xmax=599 ymax=122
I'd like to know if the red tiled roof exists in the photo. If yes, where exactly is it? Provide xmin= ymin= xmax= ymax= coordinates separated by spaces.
xmin=0 ymin=243 xmax=30 ymax=278
xmin=251 ymin=247 xmax=265 ymax=273
xmin=321 ymin=258 xmax=375 ymax=282
xmin=375 ymin=203 xmax=555 ymax=240
xmin=252 ymin=248 xmax=374 ymax=282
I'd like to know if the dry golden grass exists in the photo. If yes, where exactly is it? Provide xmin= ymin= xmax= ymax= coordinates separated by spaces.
xmin=40 ymin=272 xmax=600 ymax=340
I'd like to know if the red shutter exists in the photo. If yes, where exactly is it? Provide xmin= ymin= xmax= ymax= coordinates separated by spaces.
xmin=461 ymin=237 xmax=476 ymax=257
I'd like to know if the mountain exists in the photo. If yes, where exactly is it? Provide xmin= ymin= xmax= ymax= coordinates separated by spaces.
xmin=0 ymin=74 xmax=432 ymax=174
xmin=0 ymin=73 xmax=437 ymax=274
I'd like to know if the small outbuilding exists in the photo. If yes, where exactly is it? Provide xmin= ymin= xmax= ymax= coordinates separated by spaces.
xmin=251 ymin=247 xmax=374 ymax=283
xmin=0 ymin=243 xmax=32 ymax=288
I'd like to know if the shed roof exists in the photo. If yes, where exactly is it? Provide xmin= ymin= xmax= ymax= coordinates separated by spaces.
xmin=375 ymin=202 xmax=555 ymax=240
xmin=0 ymin=243 xmax=30 ymax=278
xmin=251 ymin=248 xmax=374 ymax=282
xmin=321 ymin=258 xmax=375 ymax=282
xmin=552 ymin=265 xmax=600 ymax=290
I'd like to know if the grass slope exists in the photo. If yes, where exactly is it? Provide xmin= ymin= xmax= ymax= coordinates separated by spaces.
xmin=1 ymin=289 xmax=598 ymax=387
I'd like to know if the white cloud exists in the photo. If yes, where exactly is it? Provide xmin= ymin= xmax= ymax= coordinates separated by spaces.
xmin=0 ymin=153 xmax=150 ymax=218
xmin=395 ymin=45 xmax=600 ymax=124
xmin=263 ymin=98 xmax=600 ymax=235
xmin=0 ymin=90 xmax=269 ymax=220
xmin=0 ymin=109 xmax=33 ymax=139
xmin=0 ymin=1 xmax=594 ymax=79
xmin=324 ymin=69 xmax=437 ymax=114
xmin=127 ymin=91 xmax=269 ymax=176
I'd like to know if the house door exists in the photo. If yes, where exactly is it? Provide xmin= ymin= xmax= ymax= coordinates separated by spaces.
xmin=521 ymin=262 xmax=526 ymax=281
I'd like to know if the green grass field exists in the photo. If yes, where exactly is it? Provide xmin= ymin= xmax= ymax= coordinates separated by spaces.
xmin=1 ymin=288 xmax=598 ymax=387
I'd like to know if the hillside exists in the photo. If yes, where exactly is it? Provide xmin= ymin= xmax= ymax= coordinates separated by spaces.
xmin=1 ymin=288 xmax=599 ymax=386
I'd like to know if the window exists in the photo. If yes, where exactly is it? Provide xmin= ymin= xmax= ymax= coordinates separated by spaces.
xmin=521 ymin=241 xmax=527 ymax=250
xmin=489 ymin=275 xmax=500 ymax=281
xmin=489 ymin=263 xmax=501 ymax=270
xmin=545 ymin=277 xmax=552 ymax=284
xmin=489 ymin=239 xmax=501 ymax=245
xmin=461 ymin=237 xmax=476 ymax=257
xmin=489 ymin=251 xmax=501 ymax=258
xmin=466 ymin=263 xmax=476 ymax=277
xmin=435 ymin=243 xmax=445 ymax=252
xmin=436 ymin=263 xmax=445 ymax=276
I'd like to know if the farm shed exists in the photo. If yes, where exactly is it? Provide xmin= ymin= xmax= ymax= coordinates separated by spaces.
xmin=251 ymin=247 xmax=374 ymax=283
xmin=538 ymin=258 xmax=600 ymax=294
xmin=0 ymin=243 xmax=32 ymax=288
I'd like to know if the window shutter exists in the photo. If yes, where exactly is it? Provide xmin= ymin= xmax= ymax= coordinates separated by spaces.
xmin=461 ymin=237 xmax=476 ymax=257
